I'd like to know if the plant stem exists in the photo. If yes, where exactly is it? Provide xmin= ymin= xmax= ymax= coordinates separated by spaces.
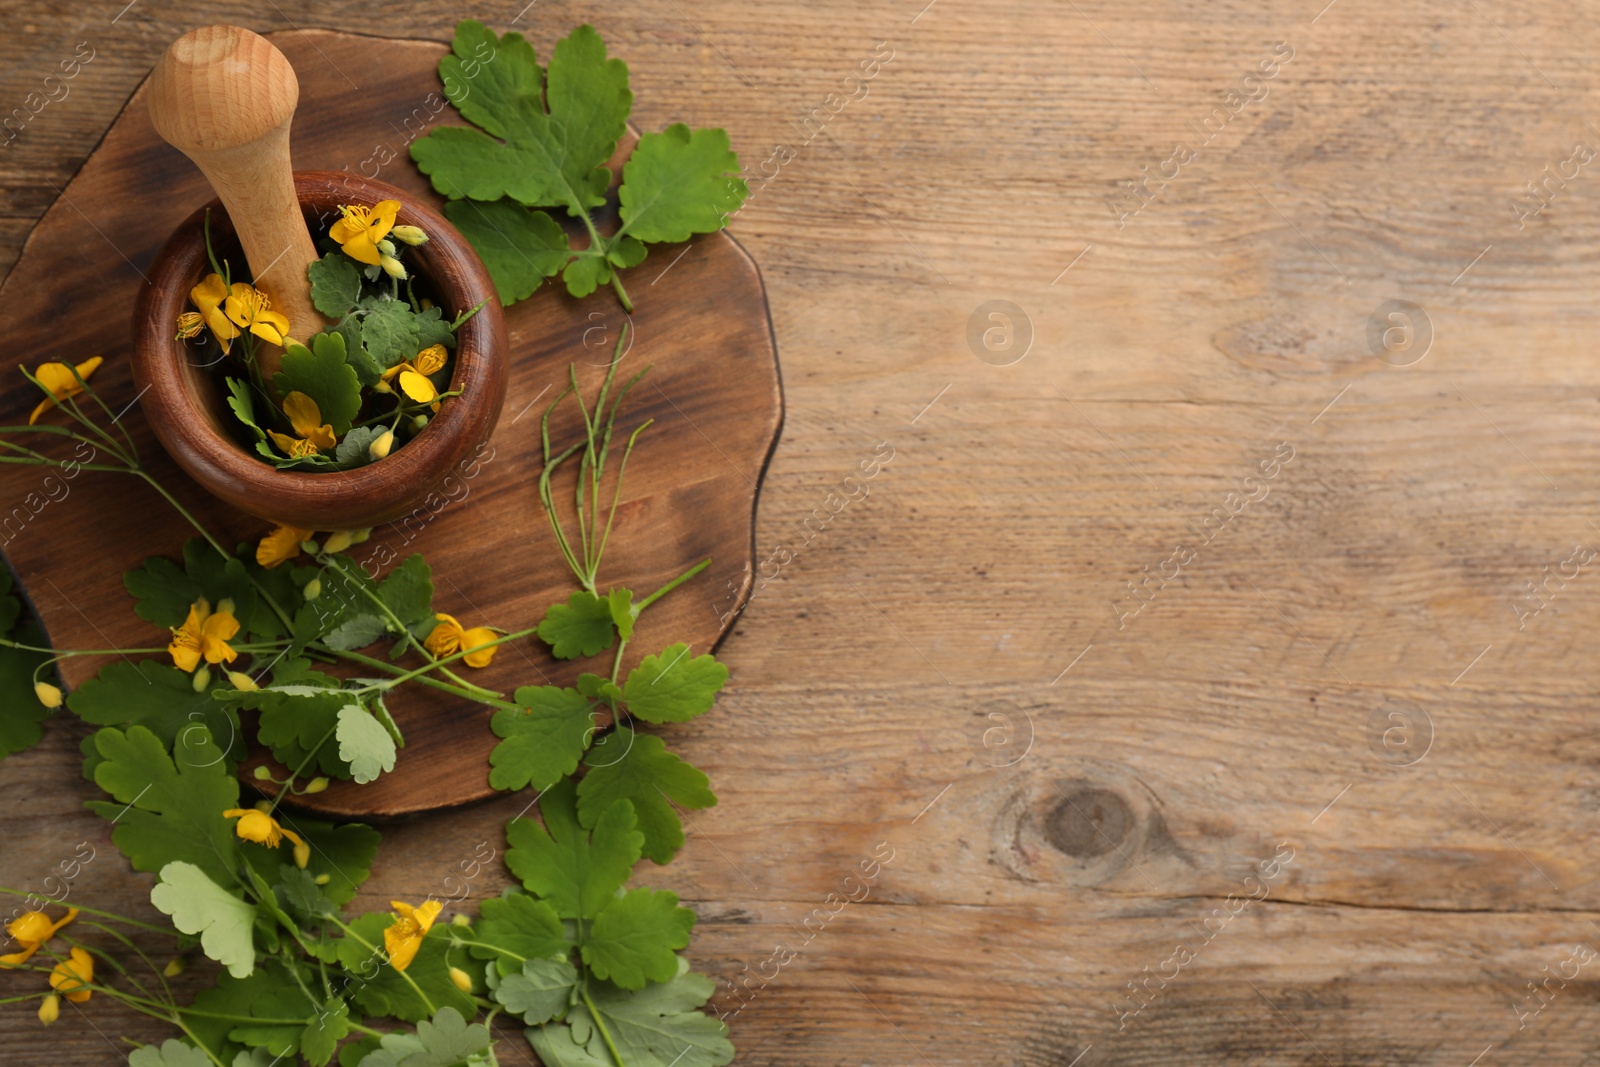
xmin=582 ymin=986 xmax=629 ymax=1066
xmin=0 ymin=890 xmax=172 ymax=934
xmin=328 ymin=916 xmax=437 ymax=1016
xmin=635 ymin=559 xmax=711 ymax=614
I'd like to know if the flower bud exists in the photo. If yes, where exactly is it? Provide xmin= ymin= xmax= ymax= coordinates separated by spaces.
xmin=254 ymin=800 xmax=273 ymax=813
xmin=323 ymin=530 xmax=355 ymax=554
xmin=299 ymin=540 xmax=320 ymax=555
xmin=380 ymin=255 xmax=408 ymax=280
xmin=369 ymin=430 xmax=395 ymax=461
xmin=314 ymin=873 xmax=331 ymax=886
xmin=410 ymin=415 xmax=429 ymax=433
xmin=448 ymin=966 xmax=474 ymax=992
xmin=216 ymin=597 xmax=235 ymax=616
xmin=391 ymin=225 xmax=429 ymax=246
xmin=228 ymin=671 xmax=259 ymax=692
xmin=303 ymin=577 xmax=322 ymax=600
xmin=451 ymin=913 xmax=471 ymax=928
xmin=349 ymin=528 xmax=372 ymax=544
xmin=253 ymin=765 xmax=272 ymax=781
xmin=373 ymin=378 xmax=392 ymax=395
xmin=163 ymin=957 xmax=184 ymax=977
xmin=34 ymin=682 xmax=62 ymax=708
xmin=191 ymin=665 xmax=211 ymax=692
xmin=304 ymin=777 xmax=329 ymax=794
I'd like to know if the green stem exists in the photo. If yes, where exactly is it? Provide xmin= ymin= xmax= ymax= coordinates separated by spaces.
xmin=635 ymin=559 xmax=711 ymax=614
xmin=609 ymin=638 xmax=628 ymax=687
xmin=267 ymin=722 xmax=338 ymax=817
xmin=0 ymin=890 xmax=172 ymax=935
xmin=325 ymin=646 xmax=513 ymax=708
xmin=447 ymin=938 xmax=527 ymax=963
xmin=355 ymin=626 xmax=540 ymax=701
xmin=582 ymin=986 xmax=629 ymax=1066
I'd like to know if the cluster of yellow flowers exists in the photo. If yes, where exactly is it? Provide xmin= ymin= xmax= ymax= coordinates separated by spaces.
xmin=0 ymin=907 xmax=91 ymax=1024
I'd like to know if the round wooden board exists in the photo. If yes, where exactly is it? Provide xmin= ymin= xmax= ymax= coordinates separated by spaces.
xmin=0 ymin=29 xmax=781 ymax=818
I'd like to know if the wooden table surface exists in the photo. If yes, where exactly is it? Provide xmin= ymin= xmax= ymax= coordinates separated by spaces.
xmin=5 ymin=1 xmax=1600 ymax=1064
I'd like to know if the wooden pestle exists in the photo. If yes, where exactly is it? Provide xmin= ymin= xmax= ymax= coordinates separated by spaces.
xmin=147 ymin=25 xmax=328 ymax=379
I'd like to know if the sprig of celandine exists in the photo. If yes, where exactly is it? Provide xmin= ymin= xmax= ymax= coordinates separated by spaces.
xmin=0 ymin=335 xmax=734 ymax=1065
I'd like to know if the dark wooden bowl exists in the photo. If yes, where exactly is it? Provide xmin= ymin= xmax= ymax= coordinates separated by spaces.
xmin=131 ymin=171 xmax=508 ymax=530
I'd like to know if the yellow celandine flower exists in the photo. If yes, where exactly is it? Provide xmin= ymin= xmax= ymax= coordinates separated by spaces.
xmin=175 ymin=312 xmax=204 ymax=340
xmin=168 ymin=597 xmax=240 ymax=673
xmin=190 ymin=273 xmax=239 ymax=351
xmin=381 ymin=344 xmax=447 ymax=404
xmin=25 ymin=357 xmax=103 ymax=425
xmin=330 ymin=199 xmax=401 ymax=266
xmin=37 ymin=993 xmax=58 ymax=1025
xmin=223 ymin=808 xmax=310 ymax=868
xmin=382 ymin=899 xmax=441 ymax=972
xmin=224 ymin=282 xmax=291 ymax=346
xmin=0 ymin=907 xmax=78 ymax=967
xmin=257 ymin=524 xmax=314 ymax=568
xmin=424 ymin=613 xmax=499 ymax=668
xmin=49 ymin=946 xmax=93 ymax=1004
xmin=266 ymin=392 xmax=337 ymax=459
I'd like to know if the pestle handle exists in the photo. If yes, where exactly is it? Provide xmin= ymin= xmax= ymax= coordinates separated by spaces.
xmin=147 ymin=25 xmax=328 ymax=378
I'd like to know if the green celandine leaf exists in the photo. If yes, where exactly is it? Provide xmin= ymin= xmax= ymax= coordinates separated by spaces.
xmin=378 ymin=555 xmax=435 ymax=630
xmin=181 ymin=957 xmax=333 ymax=1065
xmin=223 ymin=684 xmax=356 ymax=779
xmin=125 ymin=539 xmax=264 ymax=636
xmin=273 ymin=332 xmax=363 ymax=435
xmin=577 ymin=728 xmax=715 ymax=864
xmin=537 ymin=590 xmax=616 ymax=658
xmin=225 ymin=377 xmax=269 ymax=442
xmin=488 ymin=685 xmax=596 ymax=791
xmin=605 ymin=587 xmax=635 ymax=640
xmin=560 ymin=254 xmax=613 ymax=300
xmin=355 ymin=1006 xmax=491 ymax=1067
xmin=127 ymin=1040 xmax=215 ymax=1067
xmin=233 ymin=813 xmax=381 ymax=908
xmin=308 ymin=253 xmax=364 ymax=318
xmin=581 ymin=887 xmax=695 ymax=989
xmin=505 ymin=779 xmax=640 ymax=920
xmin=411 ymin=22 xmax=629 ymax=213
xmin=150 ymin=861 xmax=258 ymax=978
xmin=274 ymin=866 xmax=337 ymax=920
xmin=336 ymin=914 xmax=479 ymax=1023
xmin=86 ymin=725 xmax=239 ymax=887
xmin=336 ymin=703 xmax=397 ymax=784
xmin=492 ymin=956 xmax=578 ymax=1024
xmin=529 ymin=960 xmax=733 ymax=1067
xmin=622 ymin=644 xmax=728 ymax=723
xmin=443 ymin=198 xmax=571 ymax=305
xmin=67 ymin=660 xmax=244 ymax=762
xmin=335 ymin=425 xmax=386 ymax=467
xmin=359 ymin=297 xmax=423 ymax=368
xmin=414 ymin=304 xmax=459 ymax=351
xmin=470 ymin=892 xmax=570 ymax=977
xmin=617 ymin=125 xmax=746 ymax=244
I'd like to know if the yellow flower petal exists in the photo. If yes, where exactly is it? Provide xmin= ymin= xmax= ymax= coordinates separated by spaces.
xmin=168 ymin=598 xmax=212 ymax=673
xmin=37 ymin=993 xmax=59 ymax=1025
xmin=190 ymin=273 xmax=228 ymax=314
xmin=49 ymin=946 xmax=93 ymax=1003
xmin=256 ymin=525 xmax=313 ymax=569
xmin=460 ymin=627 xmax=499 ymax=668
xmin=424 ymin=614 xmax=465 ymax=657
xmin=282 ymin=392 xmax=323 ymax=438
xmin=398 ymin=370 xmax=437 ymax=404
xmin=414 ymin=344 xmax=448 ymax=376
xmin=225 ymin=808 xmax=284 ymax=848
xmin=342 ymin=234 xmax=382 ymax=266
xmin=25 ymin=357 xmax=101 ymax=425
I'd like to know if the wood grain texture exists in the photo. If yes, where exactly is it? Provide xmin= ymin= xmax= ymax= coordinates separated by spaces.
xmin=0 ymin=29 xmax=780 ymax=817
xmin=5 ymin=0 xmax=1600 ymax=1064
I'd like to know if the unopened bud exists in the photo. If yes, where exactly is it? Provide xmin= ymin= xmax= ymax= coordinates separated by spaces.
xmin=369 ymin=430 xmax=395 ymax=461
xmin=253 ymin=765 xmax=272 ymax=781
xmin=390 ymin=225 xmax=429 ymax=246
xmin=299 ymin=540 xmax=320 ymax=555
xmin=34 ymin=682 xmax=62 ymax=708
xmin=227 ymin=671 xmax=259 ymax=692
xmin=451 ymin=913 xmax=471 ymax=928
xmin=373 ymin=379 xmax=392 ymax=394
xmin=380 ymin=255 xmax=408 ymax=280
xmin=254 ymin=799 xmax=273 ymax=812
xmin=163 ymin=957 xmax=184 ymax=977
xmin=304 ymin=777 xmax=329 ymax=794
xmin=449 ymin=966 xmax=473 ymax=992
xmin=303 ymin=577 xmax=322 ymax=600
xmin=410 ymin=415 xmax=429 ymax=433
xmin=191 ymin=665 xmax=211 ymax=692
xmin=377 ymin=238 xmax=397 ymax=257
xmin=314 ymin=873 xmax=331 ymax=886
xmin=323 ymin=530 xmax=355 ymax=554
xmin=216 ymin=598 xmax=235 ymax=616
xmin=349 ymin=528 xmax=371 ymax=544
